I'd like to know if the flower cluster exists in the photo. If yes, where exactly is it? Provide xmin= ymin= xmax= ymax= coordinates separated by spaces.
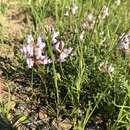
xmin=71 ymin=3 xmax=78 ymax=15
xmin=20 ymin=31 xmax=73 ymax=68
xmin=20 ymin=34 xmax=51 ymax=68
xmin=80 ymin=31 xmax=85 ymax=41
xmin=81 ymin=13 xmax=95 ymax=30
xmin=79 ymin=13 xmax=95 ymax=42
xmin=98 ymin=61 xmax=114 ymax=74
xmin=101 ymin=5 xmax=109 ymax=19
xmin=64 ymin=2 xmax=78 ymax=16
xmin=117 ymin=32 xmax=130 ymax=53
xmin=52 ymin=30 xmax=73 ymax=62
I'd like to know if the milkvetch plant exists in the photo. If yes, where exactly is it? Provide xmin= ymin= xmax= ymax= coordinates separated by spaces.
xmin=20 ymin=30 xmax=73 ymax=68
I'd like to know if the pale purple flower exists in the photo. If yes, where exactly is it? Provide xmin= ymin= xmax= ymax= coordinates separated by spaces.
xmin=26 ymin=44 xmax=33 ymax=56
xmin=117 ymin=32 xmax=130 ymax=52
xmin=38 ymin=56 xmax=52 ymax=65
xmin=20 ymin=46 xmax=27 ymax=55
xmin=37 ymin=36 xmax=46 ymax=49
xmin=26 ymin=58 xmax=34 ymax=68
xmin=53 ymin=41 xmax=73 ymax=62
xmin=21 ymin=32 xmax=73 ymax=68
xmin=59 ymin=48 xmax=73 ymax=62
xmin=20 ymin=44 xmax=33 ymax=57
xmin=43 ymin=56 xmax=52 ymax=64
xmin=34 ymin=47 xmax=43 ymax=60
xmin=21 ymin=34 xmax=34 ymax=57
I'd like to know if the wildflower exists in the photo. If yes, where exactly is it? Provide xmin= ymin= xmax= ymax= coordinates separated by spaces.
xmin=117 ymin=32 xmax=130 ymax=53
xmin=87 ymin=13 xmax=93 ymax=22
xmin=37 ymin=55 xmax=52 ymax=65
xmin=54 ymin=41 xmax=64 ymax=53
xmin=37 ymin=36 xmax=46 ymax=49
xmin=80 ymin=31 xmax=85 ymax=41
xmin=26 ymin=58 xmax=34 ymax=68
xmin=78 ymin=109 xmax=84 ymax=117
xmin=21 ymin=35 xmax=51 ymax=68
xmin=71 ymin=3 xmax=78 ymax=15
xmin=108 ymin=64 xmax=114 ymax=73
xmin=101 ymin=5 xmax=109 ymax=19
xmin=81 ymin=13 xmax=94 ymax=30
xmin=20 ymin=44 xmax=33 ymax=57
xmin=52 ymin=31 xmax=59 ymax=44
xmin=26 ymin=44 xmax=33 ymax=57
xmin=64 ymin=7 xmax=70 ymax=16
xmin=99 ymin=31 xmax=105 ymax=36
xmin=42 ymin=56 xmax=52 ymax=64
xmin=98 ymin=61 xmax=106 ymax=72
xmin=21 ymin=31 xmax=73 ymax=68
xmin=64 ymin=11 xmax=69 ymax=16
xmin=59 ymin=48 xmax=73 ymax=62
xmin=27 ymin=34 xmax=34 ymax=44
xmin=34 ymin=36 xmax=46 ymax=60
xmin=34 ymin=47 xmax=43 ymax=60
xmin=98 ymin=61 xmax=114 ymax=73
xmin=54 ymin=41 xmax=73 ymax=62
xmin=20 ymin=46 xmax=27 ymax=55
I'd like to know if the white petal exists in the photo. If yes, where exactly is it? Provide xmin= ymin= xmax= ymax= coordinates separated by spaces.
xmin=64 ymin=11 xmax=69 ymax=16
xmin=71 ymin=3 xmax=78 ymax=14
xmin=87 ymin=13 xmax=93 ymax=21
xmin=37 ymin=36 xmax=46 ymax=49
xmin=52 ymin=31 xmax=59 ymax=44
xmin=80 ymin=31 xmax=85 ymax=41
xmin=20 ymin=46 xmax=27 ymax=55
xmin=34 ymin=48 xmax=42 ymax=59
xmin=27 ymin=34 xmax=33 ymax=44
xmin=59 ymin=52 xmax=66 ymax=62
xmin=26 ymin=58 xmax=34 ymax=68
xmin=102 ymin=6 xmax=109 ymax=19
xmin=40 ymin=56 xmax=52 ymax=64
xmin=63 ymin=48 xmax=73 ymax=55
xmin=26 ymin=44 xmax=33 ymax=56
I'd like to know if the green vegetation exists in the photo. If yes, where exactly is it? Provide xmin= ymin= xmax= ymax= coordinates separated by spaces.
xmin=0 ymin=0 xmax=130 ymax=129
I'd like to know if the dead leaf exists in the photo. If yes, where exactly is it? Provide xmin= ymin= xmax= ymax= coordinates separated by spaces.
xmin=58 ymin=118 xmax=72 ymax=130
xmin=0 ymin=78 xmax=6 ymax=94
xmin=52 ymin=117 xmax=72 ymax=130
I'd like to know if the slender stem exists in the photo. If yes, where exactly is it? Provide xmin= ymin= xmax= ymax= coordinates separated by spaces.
xmin=47 ymin=35 xmax=59 ymax=117
xmin=31 ymin=68 xmax=34 ymax=88
xmin=55 ymin=0 xmax=59 ymax=23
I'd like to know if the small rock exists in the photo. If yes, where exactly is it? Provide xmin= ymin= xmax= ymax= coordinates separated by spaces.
xmin=38 ymin=108 xmax=48 ymax=120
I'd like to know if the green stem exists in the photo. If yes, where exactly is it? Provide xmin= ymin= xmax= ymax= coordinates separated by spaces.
xmin=55 ymin=0 xmax=59 ymax=23
xmin=47 ymin=36 xmax=59 ymax=117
